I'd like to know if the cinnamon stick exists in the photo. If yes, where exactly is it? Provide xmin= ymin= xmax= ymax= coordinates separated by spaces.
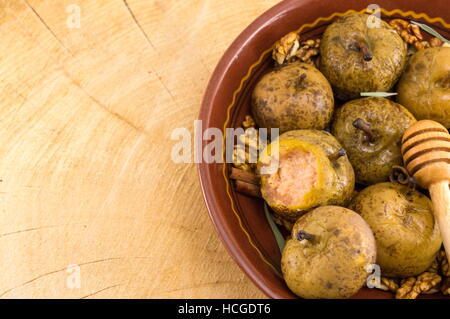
xmin=229 ymin=167 xmax=260 ymax=185
xmin=234 ymin=180 xmax=262 ymax=198
xmin=229 ymin=167 xmax=262 ymax=198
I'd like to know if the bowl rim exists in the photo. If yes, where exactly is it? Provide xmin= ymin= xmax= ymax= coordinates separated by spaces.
xmin=198 ymin=0 xmax=450 ymax=299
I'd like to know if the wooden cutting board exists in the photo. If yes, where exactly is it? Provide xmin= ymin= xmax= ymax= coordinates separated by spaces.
xmin=0 ymin=0 xmax=278 ymax=298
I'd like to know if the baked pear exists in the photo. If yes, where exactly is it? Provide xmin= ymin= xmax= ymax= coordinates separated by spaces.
xmin=349 ymin=182 xmax=442 ymax=277
xmin=282 ymin=206 xmax=376 ymax=299
xmin=331 ymin=97 xmax=416 ymax=184
xmin=258 ymin=130 xmax=354 ymax=222
xmin=397 ymin=47 xmax=450 ymax=127
xmin=252 ymin=61 xmax=334 ymax=133
xmin=320 ymin=13 xmax=407 ymax=100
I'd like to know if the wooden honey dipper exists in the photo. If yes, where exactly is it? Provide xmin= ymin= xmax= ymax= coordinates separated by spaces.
xmin=402 ymin=120 xmax=450 ymax=260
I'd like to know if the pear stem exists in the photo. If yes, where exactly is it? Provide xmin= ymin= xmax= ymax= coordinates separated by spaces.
xmin=356 ymin=41 xmax=373 ymax=61
xmin=296 ymin=73 xmax=308 ymax=90
xmin=353 ymin=118 xmax=377 ymax=143
xmin=329 ymin=149 xmax=347 ymax=161
xmin=389 ymin=165 xmax=417 ymax=189
xmin=296 ymin=230 xmax=315 ymax=241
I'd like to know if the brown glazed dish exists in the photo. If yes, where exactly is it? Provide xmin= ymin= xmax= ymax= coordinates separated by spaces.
xmin=198 ymin=0 xmax=450 ymax=299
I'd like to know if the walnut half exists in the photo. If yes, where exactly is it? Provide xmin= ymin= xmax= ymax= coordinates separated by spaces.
xmin=272 ymin=32 xmax=300 ymax=65
xmin=380 ymin=277 xmax=399 ymax=293
xmin=232 ymin=115 xmax=258 ymax=173
xmin=389 ymin=18 xmax=445 ymax=51
xmin=396 ymin=272 xmax=442 ymax=299
xmin=441 ymin=278 xmax=450 ymax=295
xmin=272 ymin=32 xmax=320 ymax=66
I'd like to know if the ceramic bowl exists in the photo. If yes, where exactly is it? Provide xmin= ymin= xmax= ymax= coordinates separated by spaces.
xmin=198 ymin=0 xmax=450 ymax=299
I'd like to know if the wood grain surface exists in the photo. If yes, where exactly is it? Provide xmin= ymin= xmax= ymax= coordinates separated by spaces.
xmin=0 ymin=0 xmax=280 ymax=298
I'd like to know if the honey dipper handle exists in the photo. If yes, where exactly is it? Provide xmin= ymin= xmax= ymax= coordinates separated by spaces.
xmin=429 ymin=182 xmax=450 ymax=261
